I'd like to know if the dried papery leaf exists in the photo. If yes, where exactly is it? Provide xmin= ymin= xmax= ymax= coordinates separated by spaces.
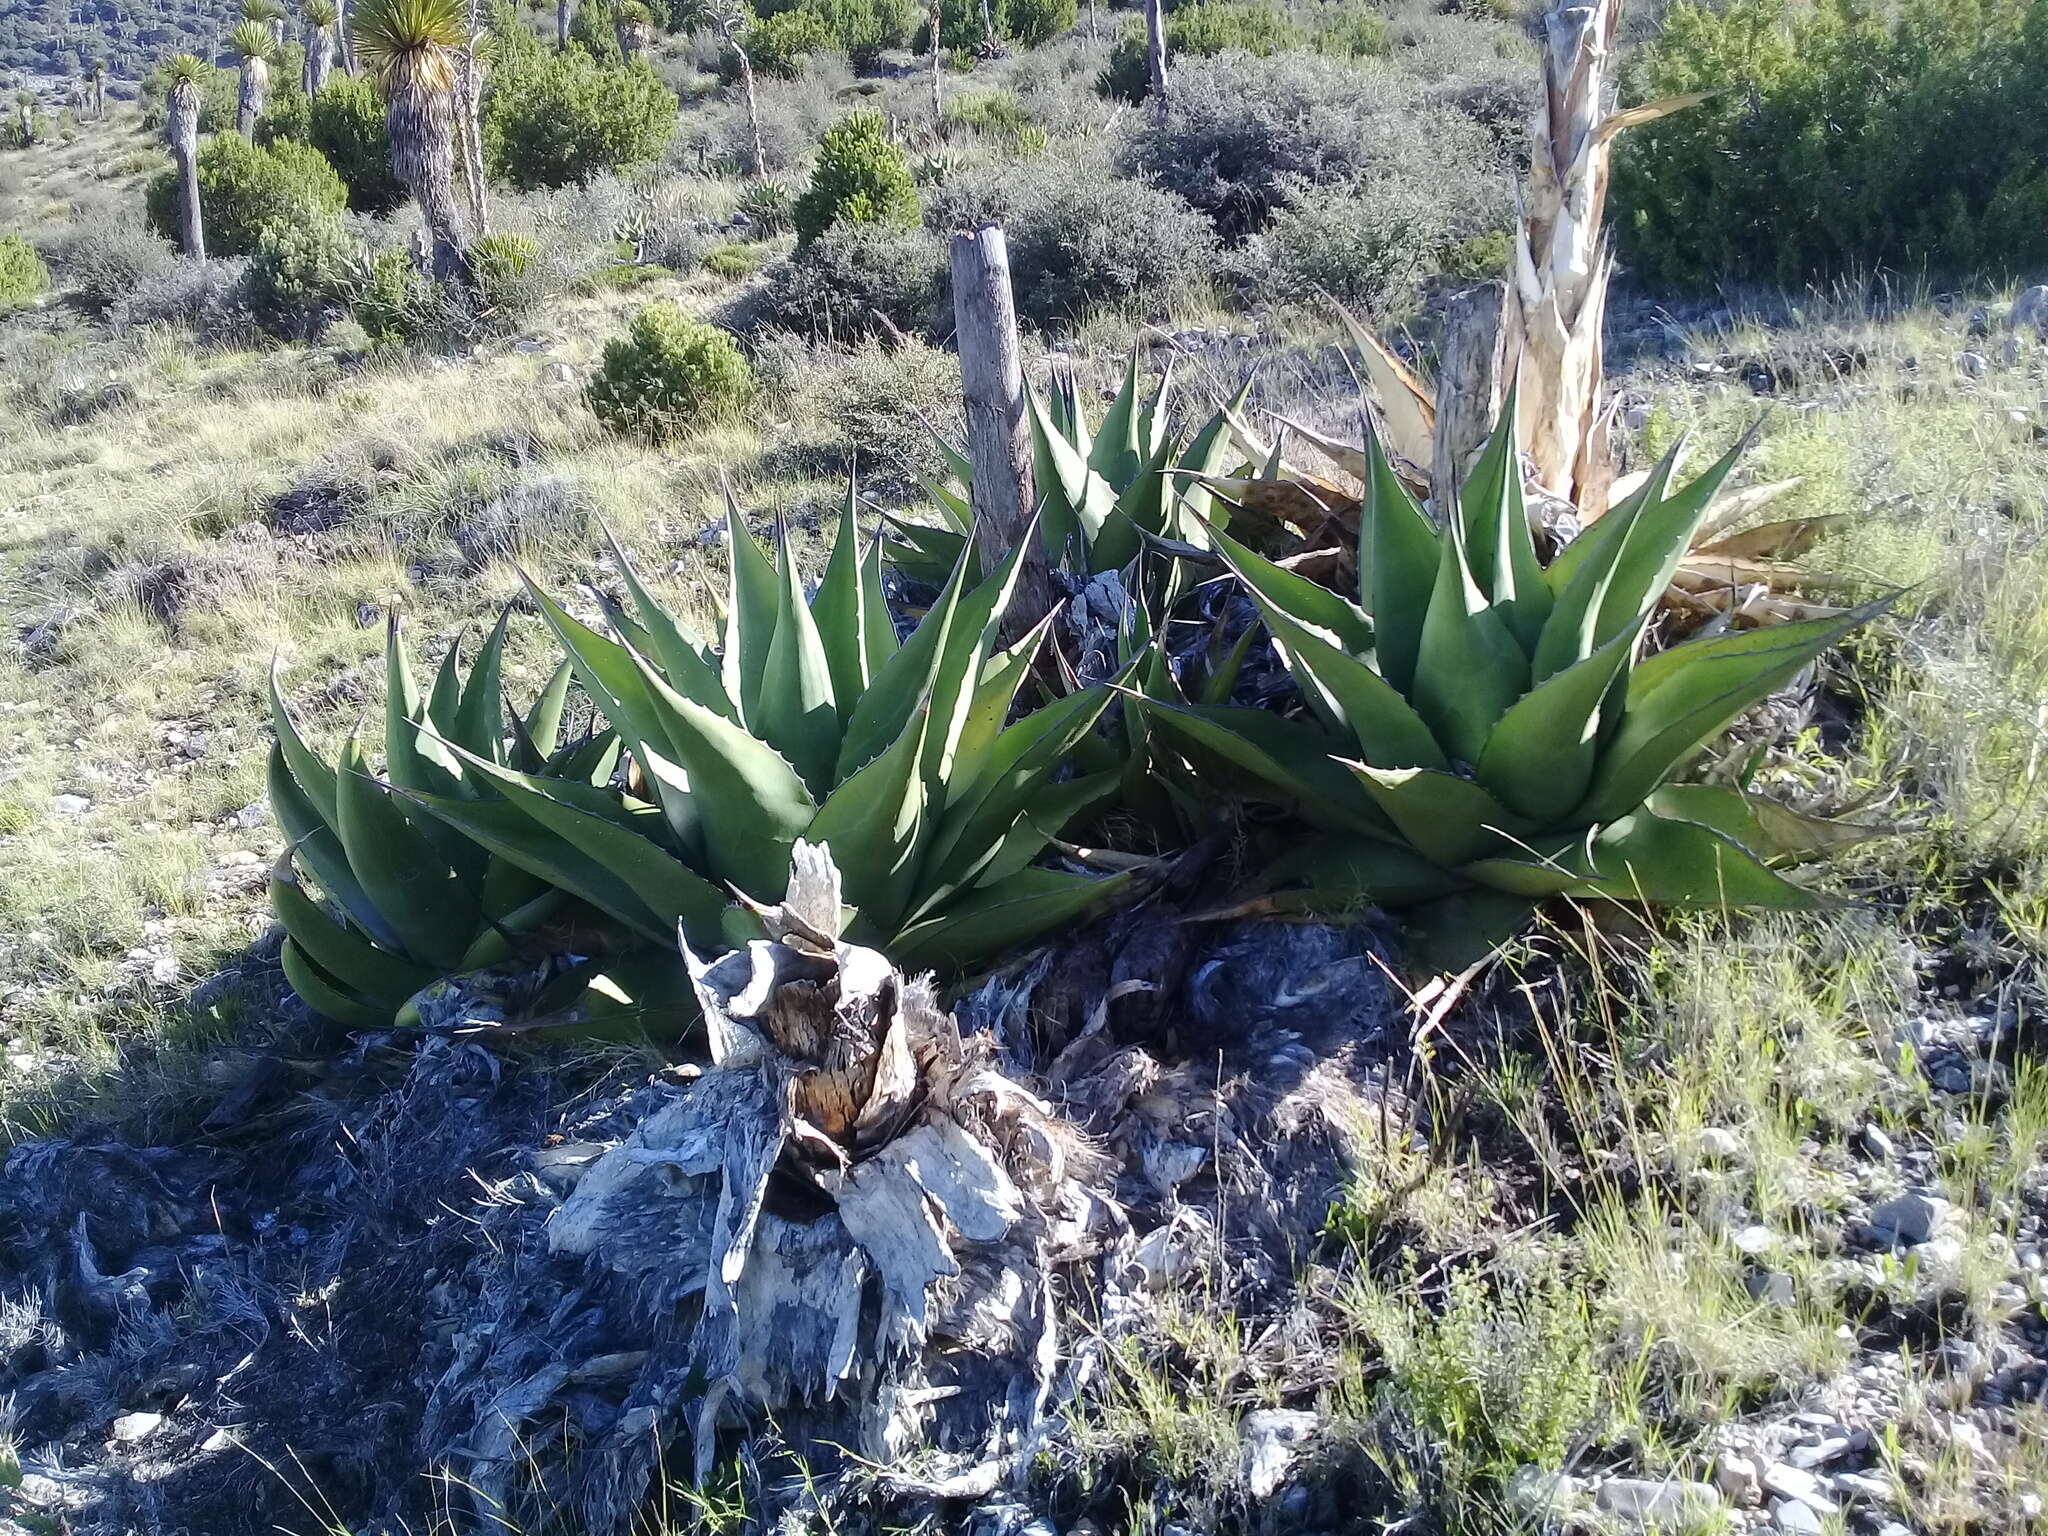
xmin=1267 ymin=412 xmax=1367 ymax=482
xmin=1691 ymin=511 xmax=1841 ymax=561
xmin=1330 ymin=301 xmax=1436 ymax=473
xmin=1672 ymin=555 xmax=1854 ymax=595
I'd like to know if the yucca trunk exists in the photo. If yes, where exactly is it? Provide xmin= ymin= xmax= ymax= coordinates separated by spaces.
xmin=269 ymin=16 xmax=288 ymax=50
xmin=729 ymin=35 xmax=765 ymax=178
xmin=168 ymin=87 xmax=205 ymax=259
xmin=388 ymin=80 xmax=472 ymax=281
xmin=237 ymin=55 xmax=269 ymax=137
xmin=338 ymin=0 xmax=357 ymax=72
xmin=927 ymin=0 xmax=943 ymax=122
xmin=457 ymin=0 xmax=489 ymax=236
xmin=1506 ymin=0 xmax=1622 ymax=515
xmin=307 ymin=25 xmax=334 ymax=92
xmin=556 ymin=0 xmax=570 ymax=47
xmin=15 ymin=101 xmax=30 ymax=146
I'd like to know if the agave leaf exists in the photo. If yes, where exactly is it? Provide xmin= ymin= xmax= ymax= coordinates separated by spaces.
xmin=1358 ymin=423 xmax=1440 ymax=695
xmin=1173 ymin=381 xmax=1254 ymax=538
xmin=803 ymin=716 xmax=926 ymax=938
xmin=452 ymin=607 xmax=510 ymax=762
xmin=1349 ymin=764 xmax=1526 ymax=868
xmin=928 ymin=769 xmax=1120 ymax=906
xmin=917 ymin=532 xmax=1032 ymax=793
xmin=1463 ymin=390 xmax=1552 ymax=651
xmin=885 ymin=505 xmax=971 ymax=587
xmin=268 ymin=744 xmax=407 ymax=953
xmin=1591 ymin=432 xmax=1751 ymax=647
xmin=425 ymin=633 xmax=465 ymax=737
xmin=721 ymin=489 xmax=781 ymax=730
xmin=333 ymin=735 xmax=475 ymax=972
xmin=1410 ymin=513 xmax=1529 ymax=766
xmin=1576 ymin=598 xmax=1891 ymax=824
xmin=1087 ymin=347 xmax=1147 ymax=495
xmin=271 ymin=871 xmax=436 ymax=1010
xmin=601 ymin=524 xmax=734 ymax=720
xmin=1258 ymin=833 xmax=1468 ymax=909
xmin=1574 ymin=811 xmax=1820 ymax=908
xmin=1132 ymin=698 xmax=1388 ymax=836
xmin=1088 ymin=430 xmax=1176 ymax=573
xmin=454 ymin=888 xmax=567 ymax=972
xmin=813 ymin=491 xmax=882 ymax=715
xmin=280 ymin=939 xmax=391 ymax=1031
xmin=1209 ymin=520 xmax=1373 ymax=654
xmin=1028 ymin=387 xmax=1114 ymax=563
xmin=514 ymin=660 xmax=574 ymax=771
xmin=269 ymin=658 xmax=339 ymax=828
xmin=1399 ymin=888 xmax=1543 ymax=973
xmin=1646 ymin=783 xmax=1887 ymax=861
xmin=1200 ymin=621 xmax=1260 ymax=707
xmin=383 ymin=617 xmax=463 ymax=806
xmin=400 ymin=782 xmax=716 ymax=946
xmin=837 ymin=535 xmax=978 ymax=780
xmin=1247 ymin=592 xmax=1447 ymax=770
xmin=1543 ymin=440 xmax=1678 ymax=597
xmin=1475 ymin=617 xmax=1644 ymax=822
xmin=950 ymin=614 xmax=1054 ymax=798
xmin=1459 ymin=829 xmax=1601 ymax=896
xmin=1332 ymin=301 xmax=1435 ymax=473
xmin=626 ymin=648 xmax=818 ymax=899
xmin=891 ymin=866 xmax=1135 ymax=976
xmin=522 ymin=574 xmax=681 ymax=772
xmin=755 ymin=512 xmax=841 ymax=792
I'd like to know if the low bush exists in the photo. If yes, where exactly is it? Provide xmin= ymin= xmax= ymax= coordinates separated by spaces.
xmin=144 ymin=135 xmax=349 ymax=258
xmin=0 ymin=233 xmax=51 ymax=310
xmin=1099 ymin=0 xmax=1390 ymax=102
xmin=942 ymin=89 xmax=1046 ymax=153
xmin=307 ymin=76 xmax=404 ymax=214
xmin=486 ymin=52 xmax=678 ymax=190
xmin=924 ymin=154 xmax=1215 ymax=328
xmin=568 ymin=0 xmax=625 ymax=63
xmin=1614 ymin=0 xmax=2048 ymax=287
xmin=353 ymin=249 xmax=441 ymax=345
xmin=734 ymin=7 xmax=834 ymax=80
xmin=469 ymin=231 xmax=541 ymax=315
xmin=793 ymin=110 xmax=918 ymax=248
xmin=1232 ymin=173 xmax=1454 ymax=313
xmin=588 ymin=301 xmax=755 ymax=440
xmin=802 ymin=0 xmax=919 ymax=68
xmin=1005 ymin=0 xmax=1076 ymax=45
xmin=110 ymin=257 xmax=255 ymax=341
xmin=254 ymin=82 xmax=313 ymax=147
xmin=42 ymin=212 xmax=178 ymax=314
xmin=751 ymin=218 xmax=945 ymax=342
xmin=1122 ymin=51 xmax=1507 ymax=239
xmin=245 ymin=213 xmax=359 ymax=340
xmin=815 ymin=335 xmax=962 ymax=493
xmin=704 ymin=241 xmax=762 ymax=278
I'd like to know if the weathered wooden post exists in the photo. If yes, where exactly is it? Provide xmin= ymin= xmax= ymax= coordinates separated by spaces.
xmin=1431 ymin=280 xmax=1508 ymax=514
xmin=949 ymin=222 xmax=1056 ymax=633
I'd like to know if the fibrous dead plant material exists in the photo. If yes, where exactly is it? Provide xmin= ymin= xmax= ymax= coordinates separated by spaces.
xmin=537 ymin=842 xmax=1123 ymax=1509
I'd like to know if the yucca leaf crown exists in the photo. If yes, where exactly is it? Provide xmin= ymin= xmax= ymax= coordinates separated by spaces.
xmin=352 ymin=0 xmax=467 ymax=93
xmin=1145 ymin=394 xmax=1889 ymax=916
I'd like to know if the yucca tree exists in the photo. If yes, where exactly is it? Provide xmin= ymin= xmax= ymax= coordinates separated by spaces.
xmin=556 ymin=0 xmax=571 ymax=49
xmin=89 ymin=59 xmax=106 ymax=120
xmin=1139 ymin=401 xmax=1888 ymax=959
xmin=243 ymin=0 xmax=290 ymax=53
xmin=229 ymin=22 xmax=273 ymax=137
xmin=614 ymin=0 xmax=654 ymax=57
xmin=304 ymin=0 xmax=339 ymax=94
xmin=14 ymin=92 xmax=33 ymax=148
xmin=404 ymin=498 xmax=1134 ymax=976
xmin=353 ymin=0 xmax=474 ymax=280
xmin=161 ymin=55 xmax=206 ymax=258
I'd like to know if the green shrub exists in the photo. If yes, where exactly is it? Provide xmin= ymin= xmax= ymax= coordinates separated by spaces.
xmin=1099 ymin=0 xmax=1389 ymax=102
xmin=914 ymin=0 xmax=1003 ymax=51
xmin=0 ymin=233 xmax=51 ymax=310
xmin=254 ymin=81 xmax=313 ymax=146
xmin=44 ymin=213 xmax=177 ymax=314
xmin=793 ymin=110 xmax=917 ymax=248
xmin=485 ymin=50 xmax=678 ymax=189
xmin=246 ymin=213 xmax=360 ymax=340
xmin=1004 ymin=0 xmax=1074 ymax=45
xmin=144 ymin=135 xmax=349 ymax=258
xmin=353 ymin=249 xmax=440 ymax=345
xmin=704 ymin=241 xmax=761 ymax=278
xmin=568 ymin=0 xmax=625 ymax=63
xmin=802 ymin=0 xmax=919 ymax=68
xmin=942 ymin=90 xmax=1046 ymax=153
xmin=308 ymin=75 xmax=404 ymax=214
xmin=588 ymin=301 xmax=755 ymax=440
xmin=735 ymin=7 xmax=834 ymax=80
xmin=923 ymin=154 xmax=1216 ymax=328
xmin=1441 ymin=227 xmax=1512 ymax=281
xmin=1238 ymin=172 xmax=1457 ymax=313
xmin=1613 ymin=0 xmax=2048 ymax=288
xmin=754 ymin=219 xmax=946 ymax=342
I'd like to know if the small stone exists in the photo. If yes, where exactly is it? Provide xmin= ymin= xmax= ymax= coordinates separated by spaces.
xmin=540 ymin=361 xmax=576 ymax=387
xmin=1762 ymin=1464 xmax=1838 ymax=1515
xmin=1713 ymin=1452 xmax=1760 ymax=1502
xmin=1624 ymin=403 xmax=1652 ymax=432
xmin=1787 ymin=1436 xmax=1850 ymax=1470
xmin=50 ymin=793 xmax=90 ymax=815
xmin=1869 ymin=1190 xmax=1948 ymax=1245
xmin=1732 ymin=1224 xmax=1776 ymax=1256
xmin=1861 ymin=1124 xmax=1896 ymax=1160
xmin=1830 ymin=1472 xmax=1892 ymax=1503
xmin=1696 ymin=1126 xmax=1745 ymax=1162
xmin=1746 ymin=1270 xmax=1797 ymax=1308
xmin=1508 ymin=1464 xmax=1581 ymax=1516
xmin=109 ymin=1411 xmax=163 ymax=1443
xmin=1959 ymin=350 xmax=1989 ymax=379
xmin=1772 ymin=1498 xmax=1824 ymax=1534
xmin=2010 ymin=285 xmax=2048 ymax=333
xmin=1594 ymin=1477 xmax=1720 ymax=1527
xmin=1238 ymin=1408 xmax=1318 ymax=1498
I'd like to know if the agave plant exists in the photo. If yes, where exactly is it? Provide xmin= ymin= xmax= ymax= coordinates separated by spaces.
xmin=1138 ymin=400 xmax=1888 ymax=956
xmin=268 ymin=612 xmax=642 ymax=1030
xmin=887 ymin=349 xmax=1246 ymax=592
xmin=404 ymin=495 xmax=1135 ymax=976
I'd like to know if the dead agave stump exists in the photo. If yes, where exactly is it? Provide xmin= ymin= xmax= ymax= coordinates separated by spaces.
xmin=547 ymin=843 xmax=1121 ymax=1498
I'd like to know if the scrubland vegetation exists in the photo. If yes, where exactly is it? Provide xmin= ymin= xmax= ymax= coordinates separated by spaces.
xmin=1 ymin=0 xmax=2047 ymax=1533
